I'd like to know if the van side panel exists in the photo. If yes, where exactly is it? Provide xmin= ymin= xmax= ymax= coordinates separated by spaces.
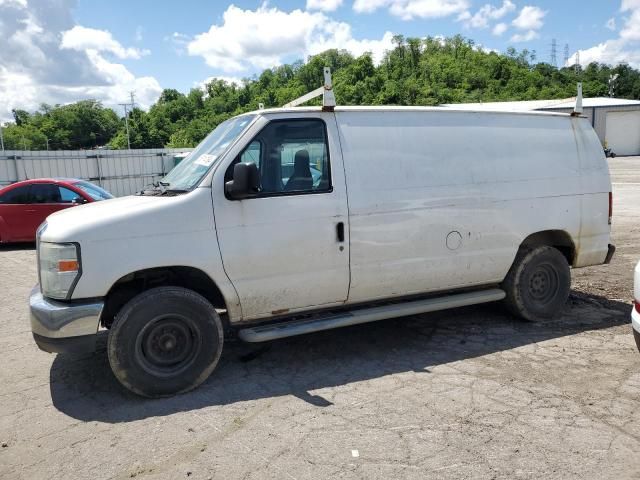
xmin=337 ymin=110 xmax=606 ymax=304
xmin=573 ymin=118 xmax=612 ymax=267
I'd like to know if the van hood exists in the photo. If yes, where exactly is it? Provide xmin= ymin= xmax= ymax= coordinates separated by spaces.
xmin=41 ymin=190 xmax=213 ymax=243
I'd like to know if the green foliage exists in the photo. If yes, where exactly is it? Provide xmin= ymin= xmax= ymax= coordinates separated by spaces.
xmin=3 ymin=123 xmax=48 ymax=150
xmin=4 ymin=100 xmax=119 ymax=150
xmin=5 ymin=35 xmax=640 ymax=150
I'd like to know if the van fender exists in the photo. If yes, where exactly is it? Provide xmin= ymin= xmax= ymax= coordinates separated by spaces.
xmin=519 ymin=229 xmax=577 ymax=266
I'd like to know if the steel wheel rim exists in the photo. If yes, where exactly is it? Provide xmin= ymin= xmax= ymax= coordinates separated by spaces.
xmin=135 ymin=314 xmax=201 ymax=377
xmin=528 ymin=262 xmax=559 ymax=305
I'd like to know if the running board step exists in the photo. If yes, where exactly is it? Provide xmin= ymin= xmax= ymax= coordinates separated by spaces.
xmin=238 ymin=288 xmax=506 ymax=343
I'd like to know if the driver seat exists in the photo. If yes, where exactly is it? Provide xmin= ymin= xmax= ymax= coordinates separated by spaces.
xmin=285 ymin=149 xmax=313 ymax=191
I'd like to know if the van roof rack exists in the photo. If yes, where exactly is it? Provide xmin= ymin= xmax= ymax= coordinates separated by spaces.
xmin=571 ymin=82 xmax=583 ymax=116
xmin=283 ymin=67 xmax=336 ymax=112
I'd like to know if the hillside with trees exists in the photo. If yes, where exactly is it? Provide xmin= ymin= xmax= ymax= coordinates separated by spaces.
xmin=3 ymin=35 xmax=640 ymax=150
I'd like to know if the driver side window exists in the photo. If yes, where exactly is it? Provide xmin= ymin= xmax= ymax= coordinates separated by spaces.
xmin=226 ymin=119 xmax=331 ymax=196
xmin=240 ymin=141 xmax=261 ymax=167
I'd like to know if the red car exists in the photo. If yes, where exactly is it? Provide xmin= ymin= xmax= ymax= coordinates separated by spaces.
xmin=0 ymin=178 xmax=114 ymax=243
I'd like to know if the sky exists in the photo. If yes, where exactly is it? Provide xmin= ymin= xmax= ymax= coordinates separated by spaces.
xmin=0 ymin=0 xmax=638 ymax=122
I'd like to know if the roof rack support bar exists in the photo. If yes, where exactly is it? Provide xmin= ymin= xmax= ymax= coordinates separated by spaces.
xmin=283 ymin=86 xmax=324 ymax=108
xmin=283 ymin=67 xmax=336 ymax=111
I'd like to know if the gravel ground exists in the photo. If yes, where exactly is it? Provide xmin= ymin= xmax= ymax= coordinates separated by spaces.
xmin=1 ymin=157 xmax=639 ymax=480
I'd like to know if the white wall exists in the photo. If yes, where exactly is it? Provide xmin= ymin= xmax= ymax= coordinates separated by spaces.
xmin=0 ymin=148 xmax=193 ymax=196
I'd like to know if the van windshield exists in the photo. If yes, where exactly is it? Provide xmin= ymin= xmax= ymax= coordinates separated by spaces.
xmin=161 ymin=114 xmax=256 ymax=191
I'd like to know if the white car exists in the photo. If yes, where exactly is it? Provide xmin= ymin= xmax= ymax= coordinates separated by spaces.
xmin=633 ymin=262 xmax=640 ymax=349
xmin=30 ymin=94 xmax=614 ymax=397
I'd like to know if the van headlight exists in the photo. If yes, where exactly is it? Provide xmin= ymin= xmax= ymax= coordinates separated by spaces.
xmin=39 ymin=242 xmax=81 ymax=300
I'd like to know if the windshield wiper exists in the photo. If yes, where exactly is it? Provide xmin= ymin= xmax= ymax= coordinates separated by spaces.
xmin=137 ymin=181 xmax=188 ymax=196
xmin=158 ymin=188 xmax=189 ymax=196
xmin=137 ymin=181 xmax=168 ymax=196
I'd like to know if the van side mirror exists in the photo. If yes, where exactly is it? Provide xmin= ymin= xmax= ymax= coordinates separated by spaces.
xmin=225 ymin=162 xmax=260 ymax=199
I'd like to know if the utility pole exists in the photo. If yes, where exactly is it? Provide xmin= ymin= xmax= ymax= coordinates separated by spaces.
xmin=564 ymin=44 xmax=570 ymax=67
xmin=550 ymin=38 xmax=557 ymax=67
xmin=118 ymin=91 xmax=136 ymax=150
xmin=575 ymin=51 xmax=580 ymax=73
xmin=0 ymin=122 xmax=4 ymax=152
xmin=122 ymin=104 xmax=131 ymax=150
xmin=46 ymin=138 xmax=49 ymax=151
xmin=119 ymin=102 xmax=132 ymax=150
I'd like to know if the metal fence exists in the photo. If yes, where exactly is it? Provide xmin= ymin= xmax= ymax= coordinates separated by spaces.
xmin=0 ymin=148 xmax=193 ymax=197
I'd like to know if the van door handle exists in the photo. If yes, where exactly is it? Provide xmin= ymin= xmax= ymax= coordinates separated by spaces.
xmin=336 ymin=222 xmax=345 ymax=242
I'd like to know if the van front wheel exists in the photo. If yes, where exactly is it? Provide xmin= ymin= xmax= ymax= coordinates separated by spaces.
xmin=501 ymin=246 xmax=570 ymax=322
xmin=107 ymin=287 xmax=223 ymax=398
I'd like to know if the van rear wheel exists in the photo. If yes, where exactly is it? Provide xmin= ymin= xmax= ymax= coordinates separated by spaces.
xmin=107 ymin=286 xmax=223 ymax=398
xmin=501 ymin=245 xmax=570 ymax=322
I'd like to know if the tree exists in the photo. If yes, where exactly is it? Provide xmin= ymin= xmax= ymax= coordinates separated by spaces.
xmin=2 ymin=124 xmax=47 ymax=150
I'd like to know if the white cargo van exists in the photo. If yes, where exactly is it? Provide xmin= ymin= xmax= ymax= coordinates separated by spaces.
xmin=30 ymin=75 xmax=614 ymax=397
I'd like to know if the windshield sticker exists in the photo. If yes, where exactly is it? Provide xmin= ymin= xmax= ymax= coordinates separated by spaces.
xmin=194 ymin=154 xmax=217 ymax=167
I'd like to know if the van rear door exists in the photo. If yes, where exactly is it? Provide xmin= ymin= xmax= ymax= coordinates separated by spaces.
xmin=213 ymin=112 xmax=350 ymax=321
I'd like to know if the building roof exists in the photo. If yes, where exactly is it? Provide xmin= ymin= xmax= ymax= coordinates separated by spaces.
xmin=444 ymin=97 xmax=640 ymax=111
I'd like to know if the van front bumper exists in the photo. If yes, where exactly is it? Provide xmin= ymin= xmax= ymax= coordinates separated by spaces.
xmin=30 ymin=286 xmax=103 ymax=354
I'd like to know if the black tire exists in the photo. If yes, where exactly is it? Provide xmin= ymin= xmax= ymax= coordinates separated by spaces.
xmin=501 ymin=245 xmax=571 ymax=322
xmin=107 ymin=286 xmax=223 ymax=398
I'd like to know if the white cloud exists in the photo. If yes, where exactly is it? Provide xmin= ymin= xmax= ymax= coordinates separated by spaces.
xmin=510 ymin=29 xmax=538 ymax=42
xmin=508 ymin=5 xmax=545 ymax=42
xmin=459 ymin=1 xmax=515 ymax=29
xmin=569 ymin=0 xmax=640 ymax=67
xmin=0 ymin=0 xmax=27 ymax=6
xmin=185 ymin=4 xmax=394 ymax=72
xmin=620 ymin=0 xmax=640 ymax=40
xmin=353 ymin=0 xmax=388 ymax=12
xmin=310 ymin=29 xmax=395 ymax=62
xmin=569 ymin=38 xmax=640 ymax=67
xmin=492 ymin=22 xmax=508 ymax=36
xmin=0 ymin=0 xmax=162 ymax=122
xmin=512 ymin=5 xmax=546 ymax=31
xmin=606 ymin=18 xmax=616 ymax=31
xmin=61 ymin=26 xmax=150 ymax=59
xmin=52 ymin=50 xmax=163 ymax=113
xmin=306 ymin=0 xmax=343 ymax=11
xmin=353 ymin=0 xmax=470 ymax=20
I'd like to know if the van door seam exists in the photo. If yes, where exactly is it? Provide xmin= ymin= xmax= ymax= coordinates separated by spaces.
xmin=332 ymin=111 xmax=353 ymax=303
